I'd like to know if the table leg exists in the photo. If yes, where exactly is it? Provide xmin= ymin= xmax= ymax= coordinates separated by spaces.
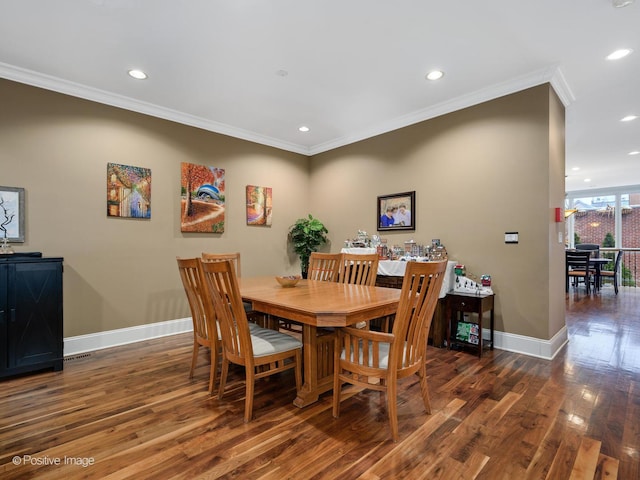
xmin=446 ymin=305 xmax=452 ymax=350
xmin=477 ymin=306 xmax=483 ymax=358
xmin=293 ymin=325 xmax=337 ymax=407
xmin=490 ymin=306 xmax=495 ymax=351
xmin=293 ymin=325 xmax=318 ymax=407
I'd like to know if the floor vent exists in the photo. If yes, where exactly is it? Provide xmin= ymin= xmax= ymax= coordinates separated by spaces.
xmin=64 ymin=353 xmax=92 ymax=362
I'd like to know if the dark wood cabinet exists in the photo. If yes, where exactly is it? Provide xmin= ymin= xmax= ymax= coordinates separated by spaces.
xmin=1 ymin=255 xmax=64 ymax=379
xmin=446 ymin=292 xmax=495 ymax=358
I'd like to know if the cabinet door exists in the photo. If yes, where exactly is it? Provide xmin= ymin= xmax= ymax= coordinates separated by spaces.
xmin=7 ymin=261 xmax=63 ymax=370
xmin=0 ymin=264 xmax=7 ymax=374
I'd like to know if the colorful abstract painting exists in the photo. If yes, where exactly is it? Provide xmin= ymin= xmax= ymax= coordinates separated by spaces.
xmin=181 ymin=162 xmax=225 ymax=233
xmin=107 ymin=163 xmax=151 ymax=219
xmin=246 ymin=185 xmax=272 ymax=226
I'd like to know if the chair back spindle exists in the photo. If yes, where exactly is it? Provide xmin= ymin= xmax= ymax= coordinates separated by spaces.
xmin=339 ymin=253 xmax=379 ymax=286
xmin=307 ymin=252 xmax=342 ymax=281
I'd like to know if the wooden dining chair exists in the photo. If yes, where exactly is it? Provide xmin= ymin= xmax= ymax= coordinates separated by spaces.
xmin=566 ymin=250 xmax=592 ymax=293
xmin=338 ymin=253 xmax=382 ymax=329
xmin=200 ymin=259 xmax=302 ymax=422
xmin=176 ymin=257 xmax=219 ymax=393
xmin=285 ymin=251 xmax=344 ymax=333
xmin=600 ymin=250 xmax=623 ymax=294
xmin=202 ymin=252 xmax=271 ymax=327
xmin=332 ymin=260 xmax=447 ymax=441
xmin=338 ymin=253 xmax=379 ymax=286
xmin=307 ymin=252 xmax=342 ymax=282
xmin=202 ymin=252 xmax=242 ymax=276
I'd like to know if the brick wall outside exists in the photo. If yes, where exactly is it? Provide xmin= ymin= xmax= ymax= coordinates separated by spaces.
xmin=573 ymin=206 xmax=640 ymax=248
xmin=572 ymin=205 xmax=640 ymax=285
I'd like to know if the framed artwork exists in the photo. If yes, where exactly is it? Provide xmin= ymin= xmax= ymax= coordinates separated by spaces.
xmin=246 ymin=185 xmax=272 ymax=226
xmin=181 ymin=162 xmax=225 ymax=233
xmin=0 ymin=186 xmax=25 ymax=242
xmin=107 ymin=163 xmax=151 ymax=219
xmin=377 ymin=191 xmax=415 ymax=231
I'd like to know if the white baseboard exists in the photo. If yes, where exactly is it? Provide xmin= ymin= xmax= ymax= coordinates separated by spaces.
xmin=64 ymin=318 xmax=193 ymax=357
xmin=490 ymin=326 xmax=568 ymax=360
xmin=65 ymin=317 xmax=567 ymax=361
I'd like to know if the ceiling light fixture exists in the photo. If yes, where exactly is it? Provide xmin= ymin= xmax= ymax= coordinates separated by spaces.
xmin=128 ymin=69 xmax=147 ymax=80
xmin=298 ymin=126 xmax=310 ymax=132
xmin=629 ymin=151 xmax=640 ymax=155
xmin=425 ymin=70 xmax=444 ymax=81
xmin=621 ymin=115 xmax=638 ymax=122
xmin=606 ymin=48 xmax=632 ymax=60
xmin=612 ymin=0 xmax=634 ymax=7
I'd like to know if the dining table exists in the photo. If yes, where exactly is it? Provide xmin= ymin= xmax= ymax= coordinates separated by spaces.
xmin=238 ymin=277 xmax=401 ymax=407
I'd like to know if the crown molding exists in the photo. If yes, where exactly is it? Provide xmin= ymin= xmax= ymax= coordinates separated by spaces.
xmin=308 ymin=66 xmax=575 ymax=155
xmin=1 ymin=62 xmax=573 ymax=158
xmin=0 ymin=62 xmax=310 ymax=156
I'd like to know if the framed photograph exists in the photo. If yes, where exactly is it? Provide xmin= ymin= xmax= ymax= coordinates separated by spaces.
xmin=0 ymin=186 xmax=25 ymax=242
xmin=377 ymin=191 xmax=415 ymax=231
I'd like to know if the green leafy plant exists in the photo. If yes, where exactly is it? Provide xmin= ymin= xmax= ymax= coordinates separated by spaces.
xmin=288 ymin=214 xmax=328 ymax=278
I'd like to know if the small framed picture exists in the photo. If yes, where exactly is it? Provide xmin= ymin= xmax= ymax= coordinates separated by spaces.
xmin=377 ymin=191 xmax=415 ymax=231
xmin=0 ymin=186 xmax=25 ymax=242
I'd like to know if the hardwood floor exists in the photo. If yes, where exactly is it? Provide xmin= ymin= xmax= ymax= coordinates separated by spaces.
xmin=1 ymin=287 xmax=639 ymax=479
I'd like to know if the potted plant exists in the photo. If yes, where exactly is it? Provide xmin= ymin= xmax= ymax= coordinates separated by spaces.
xmin=288 ymin=214 xmax=328 ymax=278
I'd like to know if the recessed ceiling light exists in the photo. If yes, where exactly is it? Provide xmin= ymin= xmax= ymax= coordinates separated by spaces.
xmin=621 ymin=115 xmax=638 ymax=122
xmin=584 ymin=178 xmax=592 ymax=182
xmin=607 ymin=48 xmax=633 ymax=60
xmin=298 ymin=126 xmax=310 ymax=132
xmin=629 ymin=151 xmax=640 ymax=155
xmin=572 ymin=167 xmax=580 ymax=171
xmin=128 ymin=69 xmax=147 ymax=80
xmin=425 ymin=70 xmax=444 ymax=81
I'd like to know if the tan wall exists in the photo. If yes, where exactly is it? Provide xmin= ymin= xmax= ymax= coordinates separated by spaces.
xmin=0 ymin=79 xmax=310 ymax=337
xmin=1 ymin=79 xmax=565 ymax=342
xmin=309 ymin=85 xmax=566 ymax=340
xmin=548 ymin=90 xmax=567 ymax=338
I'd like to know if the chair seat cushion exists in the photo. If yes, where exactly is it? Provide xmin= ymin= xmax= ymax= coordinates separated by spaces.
xmin=250 ymin=325 xmax=302 ymax=357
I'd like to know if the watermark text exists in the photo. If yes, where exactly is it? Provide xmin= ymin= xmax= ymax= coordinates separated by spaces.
xmin=12 ymin=455 xmax=95 ymax=468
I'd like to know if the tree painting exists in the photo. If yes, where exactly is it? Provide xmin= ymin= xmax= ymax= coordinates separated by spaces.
xmin=180 ymin=162 xmax=225 ymax=233
xmin=246 ymin=185 xmax=272 ymax=226
xmin=0 ymin=195 xmax=16 ymax=239
xmin=107 ymin=163 xmax=151 ymax=219
xmin=0 ymin=187 xmax=22 ymax=242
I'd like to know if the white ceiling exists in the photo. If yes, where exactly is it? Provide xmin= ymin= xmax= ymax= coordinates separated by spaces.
xmin=1 ymin=0 xmax=638 ymax=193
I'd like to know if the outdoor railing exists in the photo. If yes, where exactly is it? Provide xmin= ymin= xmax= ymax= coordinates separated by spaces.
xmin=601 ymin=248 xmax=640 ymax=289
